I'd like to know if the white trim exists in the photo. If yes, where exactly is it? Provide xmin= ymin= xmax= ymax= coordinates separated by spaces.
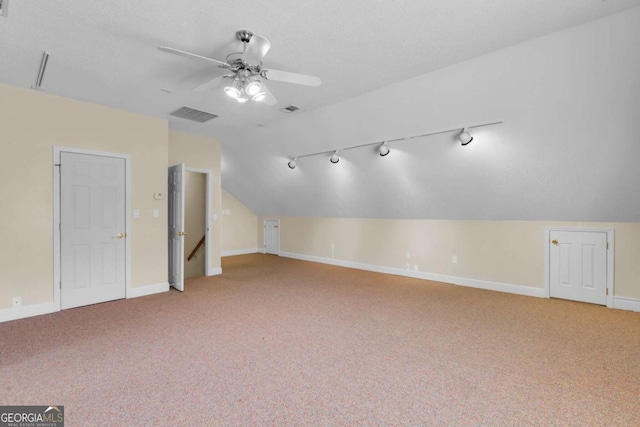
xmin=127 ymin=282 xmax=170 ymax=298
xmin=53 ymin=147 xmax=132 ymax=311
xmin=279 ymin=251 xmax=546 ymax=298
xmin=0 ymin=302 xmax=57 ymax=323
xmin=544 ymin=227 xmax=614 ymax=308
xmin=222 ymin=248 xmax=260 ymax=257
xmin=209 ymin=267 xmax=222 ymax=275
xmin=263 ymin=218 xmax=281 ymax=255
xmin=258 ymin=248 xmax=266 ymax=254
xmin=185 ymin=167 xmax=215 ymax=276
xmin=613 ymin=297 xmax=640 ymax=312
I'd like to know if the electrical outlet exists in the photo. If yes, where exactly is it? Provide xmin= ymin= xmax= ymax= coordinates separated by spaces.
xmin=331 ymin=243 xmax=335 ymax=250
xmin=12 ymin=297 xmax=21 ymax=308
xmin=452 ymin=255 xmax=458 ymax=264
xmin=405 ymin=263 xmax=411 ymax=270
xmin=414 ymin=265 xmax=418 ymax=271
xmin=405 ymin=251 xmax=411 ymax=259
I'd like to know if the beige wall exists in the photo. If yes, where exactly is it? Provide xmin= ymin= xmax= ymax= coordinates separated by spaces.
xmin=0 ymin=84 xmax=168 ymax=309
xmin=168 ymin=130 xmax=222 ymax=272
xmin=221 ymin=190 xmax=258 ymax=254
xmin=258 ymin=217 xmax=640 ymax=300
xmin=184 ymin=172 xmax=206 ymax=279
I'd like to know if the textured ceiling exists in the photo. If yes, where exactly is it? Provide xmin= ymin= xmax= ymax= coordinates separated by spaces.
xmin=0 ymin=0 xmax=637 ymax=133
xmin=1 ymin=1 xmax=639 ymax=219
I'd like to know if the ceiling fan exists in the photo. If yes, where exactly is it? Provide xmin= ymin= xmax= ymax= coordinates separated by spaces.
xmin=158 ymin=29 xmax=321 ymax=105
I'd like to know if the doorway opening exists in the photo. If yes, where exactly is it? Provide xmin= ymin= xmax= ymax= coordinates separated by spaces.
xmin=184 ymin=171 xmax=207 ymax=279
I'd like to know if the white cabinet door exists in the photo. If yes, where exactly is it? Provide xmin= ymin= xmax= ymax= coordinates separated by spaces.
xmin=61 ymin=152 xmax=126 ymax=309
xmin=549 ymin=230 xmax=607 ymax=305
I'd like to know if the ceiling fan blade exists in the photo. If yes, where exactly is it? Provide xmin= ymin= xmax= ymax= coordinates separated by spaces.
xmin=158 ymin=46 xmax=229 ymax=67
xmin=241 ymin=34 xmax=271 ymax=66
xmin=262 ymin=69 xmax=321 ymax=87
xmin=192 ymin=75 xmax=230 ymax=92
xmin=259 ymin=83 xmax=278 ymax=106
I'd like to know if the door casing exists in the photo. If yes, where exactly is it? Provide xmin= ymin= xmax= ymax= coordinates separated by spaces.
xmin=544 ymin=227 xmax=614 ymax=308
xmin=167 ymin=165 xmax=214 ymax=290
xmin=53 ymin=146 xmax=132 ymax=312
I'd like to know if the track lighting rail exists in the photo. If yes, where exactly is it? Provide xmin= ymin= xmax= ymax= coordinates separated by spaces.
xmin=287 ymin=120 xmax=502 ymax=169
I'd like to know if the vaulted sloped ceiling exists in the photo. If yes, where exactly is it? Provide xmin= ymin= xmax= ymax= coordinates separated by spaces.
xmin=0 ymin=1 xmax=639 ymax=221
xmin=218 ymin=7 xmax=640 ymax=222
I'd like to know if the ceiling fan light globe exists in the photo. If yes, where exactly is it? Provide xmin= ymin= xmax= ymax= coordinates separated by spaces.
xmin=252 ymin=92 xmax=266 ymax=102
xmin=224 ymin=86 xmax=241 ymax=99
xmin=379 ymin=144 xmax=390 ymax=156
xmin=245 ymin=80 xmax=262 ymax=96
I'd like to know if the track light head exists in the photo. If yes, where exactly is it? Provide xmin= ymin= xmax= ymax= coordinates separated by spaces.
xmin=459 ymin=128 xmax=473 ymax=146
xmin=329 ymin=151 xmax=340 ymax=164
xmin=379 ymin=142 xmax=390 ymax=157
xmin=287 ymin=158 xmax=297 ymax=169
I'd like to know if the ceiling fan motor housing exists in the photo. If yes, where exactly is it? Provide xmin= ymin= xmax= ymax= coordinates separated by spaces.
xmin=236 ymin=30 xmax=253 ymax=43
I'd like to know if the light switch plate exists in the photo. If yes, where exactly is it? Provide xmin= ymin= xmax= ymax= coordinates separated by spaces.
xmin=133 ymin=209 xmax=140 ymax=218
xmin=153 ymin=209 xmax=160 ymax=218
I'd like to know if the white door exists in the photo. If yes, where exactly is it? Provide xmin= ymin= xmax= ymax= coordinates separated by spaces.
xmin=60 ymin=152 xmax=126 ymax=309
xmin=168 ymin=163 xmax=186 ymax=291
xmin=549 ymin=230 xmax=608 ymax=305
xmin=264 ymin=220 xmax=280 ymax=255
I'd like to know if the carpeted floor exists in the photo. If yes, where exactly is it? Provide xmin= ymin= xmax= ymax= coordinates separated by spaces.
xmin=1 ymin=254 xmax=639 ymax=426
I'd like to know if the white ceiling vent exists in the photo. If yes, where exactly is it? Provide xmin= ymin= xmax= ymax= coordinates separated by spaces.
xmin=279 ymin=105 xmax=300 ymax=113
xmin=0 ymin=0 xmax=9 ymax=17
xmin=169 ymin=106 xmax=218 ymax=123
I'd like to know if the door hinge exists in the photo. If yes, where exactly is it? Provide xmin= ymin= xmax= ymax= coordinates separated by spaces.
xmin=606 ymin=288 xmax=609 ymax=296
xmin=606 ymin=242 xmax=609 ymax=250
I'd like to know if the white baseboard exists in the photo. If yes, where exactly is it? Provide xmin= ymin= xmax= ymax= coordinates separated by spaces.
xmin=258 ymin=248 xmax=266 ymax=254
xmin=0 ymin=302 xmax=58 ymax=323
xmin=222 ymin=248 xmax=260 ymax=257
xmin=127 ymin=282 xmax=169 ymax=299
xmin=207 ymin=267 xmax=222 ymax=276
xmin=613 ymin=297 xmax=640 ymax=312
xmin=279 ymin=251 xmax=546 ymax=299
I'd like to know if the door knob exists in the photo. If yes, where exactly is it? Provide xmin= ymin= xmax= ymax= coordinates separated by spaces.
xmin=113 ymin=232 xmax=125 ymax=239
xmin=176 ymin=231 xmax=188 ymax=236
xmin=551 ymin=239 xmax=558 ymax=245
